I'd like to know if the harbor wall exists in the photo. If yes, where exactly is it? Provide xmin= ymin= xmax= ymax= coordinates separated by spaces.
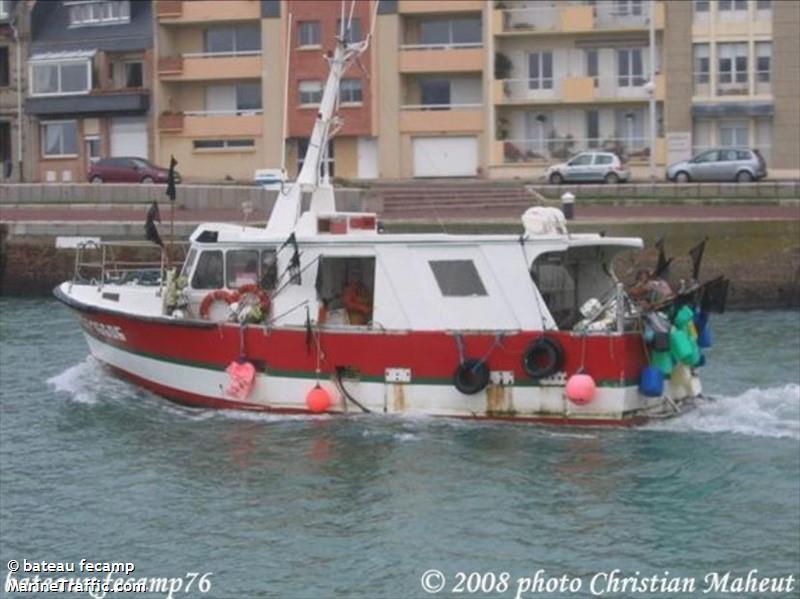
xmin=1 ymin=219 xmax=797 ymax=309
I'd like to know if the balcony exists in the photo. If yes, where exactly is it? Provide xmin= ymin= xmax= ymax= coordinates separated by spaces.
xmin=158 ymin=53 xmax=262 ymax=81
xmin=494 ymin=136 xmax=665 ymax=165
xmin=493 ymin=1 xmax=663 ymax=36
xmin=156 ymin=0 xmax=260 ymax=23
xmin=493 ymin=75 xmax=665 ymax=105
xmin=399 ymin=104 xmax=483 ymax=133
xmin=399 ymin=44 xmax=483 ymax=73
xmin=398 ymin=0 xmax=484 ymax=14
xmin=26 ymin=91 xmax=149 ymax=116
xmin=158 ymin=111 xmax=263 ymax=137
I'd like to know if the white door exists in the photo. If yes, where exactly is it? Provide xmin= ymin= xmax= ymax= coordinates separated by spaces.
xmin=357 ymin=137 xmax=378 ymax=179
xmin=110 ymin=117 xmax=147 ymax=158
xmin=412 ymin=136 xmax=478 ymax=177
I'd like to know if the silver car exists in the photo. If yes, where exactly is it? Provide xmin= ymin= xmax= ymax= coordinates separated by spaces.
xmin=666 ymin=148 xmax=767 ymax=183
xmin=545 ymin=152 xmax=630 ymax=184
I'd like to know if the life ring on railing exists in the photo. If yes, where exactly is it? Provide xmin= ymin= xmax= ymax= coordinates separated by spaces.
xmin=199 ymin=289 xmax=238 ymax=320
xmin=237 ymin=283 xmax=270 ymax=314
xmin=453 ymin=358 xmax=490 ymax=395
xmin=522 ymin=337 xmax=564 ymax=379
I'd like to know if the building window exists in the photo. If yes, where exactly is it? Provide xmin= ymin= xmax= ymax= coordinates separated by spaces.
xmin=336 ymin=18 xmax=362 ymax=43
xmin=204 ymin=83 xmax=262 ymax=114
xmin=42 ymin=121 xmax=78 ymax=157
xmin=420 ymin=78 xmax=450 ymax=107
xmin=719 ymin=120 xmax=749 ymax=148
xmin=418 ymin=17 xmax=481 ymax=47
xmin=204 ymin=25 xmax=261 ymax=55
xmin=298 ymin=21 xmax=321 ymax=47
xmin=0 ymin=0 xmax=9 ymax=20
xmin=693 ymin=0 xmax=709 ymax=13
xmin=718 ymin=0 xmax=748 ymax=11
xmin=110 ymin=60 xmax=143 ymax=88
xmin=298 ymin=80 xmax=323 ymax=106
xmin=0 ymin=47 xmax=9 ymax=87
xmin=340 ymin=79 xmax=363 ymax=104
xmin=429 ymin=260 xmax=487 ymax=297
xmin=585 ymin=49 xmax=598 ymax=87
xmin=718 ymin=42 xmax=748 ymax=94
xmin=31 ymin=60 xmax=91 ymax=96
xmin=756 ymin=42 xmax=771 ymax=84
xmin=85 ymin=136 xmax=101 ymax=166
xmin=617 ymin=48 xmax=645 ymax=87
xmin=297 ymin=138 xmax=334 ymax=176
xmin=528 ymin=51 xmax=553 ymax=90
xmin=614 ymin=0 xmax=643 ymax=17
xmin=192 ymin=139 xmax=255 ymax=150
xmin=586 ymin=110 xmax=600 ymax=148
xmin=693 ymin=43 xmax=710 ymax=93
xmin=756 ymin=0 xmax=772 ymax=10
xmin=68 ymin=1 xmax=130 ymax=27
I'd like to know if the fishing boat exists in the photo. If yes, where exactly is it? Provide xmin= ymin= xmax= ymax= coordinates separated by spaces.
xmin=54 ymin=7 xmax=724 ymax=425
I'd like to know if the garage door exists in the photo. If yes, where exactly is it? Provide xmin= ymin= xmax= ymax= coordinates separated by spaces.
xmin=412 ymin=136 xmax=477 ymax=177
xmin=110 ymin=117 xmax=148 ymax=158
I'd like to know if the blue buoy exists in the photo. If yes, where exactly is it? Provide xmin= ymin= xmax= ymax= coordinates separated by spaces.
xmin=639 ymin=366 xmax=664 ymax=397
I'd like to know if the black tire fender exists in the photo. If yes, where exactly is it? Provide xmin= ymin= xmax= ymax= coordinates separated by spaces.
xmin=453 ymin=358 xmax=490 ymax=395
xmin=522 ymin=337 xmax=564 ymax=379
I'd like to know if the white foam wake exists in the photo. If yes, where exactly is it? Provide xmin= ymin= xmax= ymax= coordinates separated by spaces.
xmin=47 ymin=357 xmax=112 ymax=405
xmin=648 ymin=384 xmax=800 ymax=440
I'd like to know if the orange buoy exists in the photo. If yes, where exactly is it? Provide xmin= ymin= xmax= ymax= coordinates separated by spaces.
xmin=565 ymin=373 xmax=596 ymax=405
xmin=306 ymin=385 xmax=332 ymax=413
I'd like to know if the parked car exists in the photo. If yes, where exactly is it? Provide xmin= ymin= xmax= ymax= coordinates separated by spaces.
xmin=545 ymin=152 xmax=630 ymax=184
xmin=88 ymin=157 xmax=181 ymax=184
xmin=666 ymin=148 xmax=767 ymax=183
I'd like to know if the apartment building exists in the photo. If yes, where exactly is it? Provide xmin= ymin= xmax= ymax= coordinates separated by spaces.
xmin=0 ymin=0 xmax=33 ymax=182
xmin=16 ymin=0 xmax=798 ymax=182
xmin=26 ymin=0 xmax=153 ymax=183
xmin=662 ymin=0 xmax=798 ymax=177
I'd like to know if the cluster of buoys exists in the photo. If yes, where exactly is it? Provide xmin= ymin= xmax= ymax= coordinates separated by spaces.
xmin=640 ymin=305 xmax=713 ymax=397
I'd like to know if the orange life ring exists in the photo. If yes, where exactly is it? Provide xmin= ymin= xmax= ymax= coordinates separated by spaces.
xmin=237 ymin=283 xmax=270 ymax=314
xmin=199 ymin=289 xmax=239 ymax=320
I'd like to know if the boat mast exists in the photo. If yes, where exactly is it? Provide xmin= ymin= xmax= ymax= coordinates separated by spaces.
xmin=266 ymin=1 xmax=376 ymax=236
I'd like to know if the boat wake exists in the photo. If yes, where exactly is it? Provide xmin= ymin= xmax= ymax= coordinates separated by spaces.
xmin=47 ymin=357 xmax=131 ymax=406
xmin=647 ymin=384 xmax=800 ymax=440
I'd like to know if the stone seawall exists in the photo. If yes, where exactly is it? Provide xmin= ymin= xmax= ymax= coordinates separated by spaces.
xmin=1 ymin=219 xmax=798 ymax=309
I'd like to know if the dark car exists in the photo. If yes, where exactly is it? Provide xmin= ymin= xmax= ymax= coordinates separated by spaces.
xmin=88 ymin=157 xmax=180 ymax=184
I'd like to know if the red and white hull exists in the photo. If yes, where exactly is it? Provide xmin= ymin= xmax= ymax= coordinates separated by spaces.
xmin=57 ymin=286 xmax=699 ymax=425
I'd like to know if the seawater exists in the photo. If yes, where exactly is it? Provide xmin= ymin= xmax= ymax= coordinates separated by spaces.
xmin=1 ymin=298 xmax=798 ymax=598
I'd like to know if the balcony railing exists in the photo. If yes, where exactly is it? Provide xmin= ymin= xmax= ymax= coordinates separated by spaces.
xmin=158 ymin=56 xmax=183 ymax=75
xmin=183 ymin=109 xmax=263 ymax=117
xmin=497 ymin=76 xmax=659 ymax=104
xmin=158 ymin=112 xmax=184 ymax=131
xmin=400 ymin=103 xmax=482 ymax=111
xmin=496 ymin=1 xmax=658 ymax=34
xmin=156 ymin=0 xmax=183 ymax=18
xmin=399 ymin=42 xmax=482 ymax=51
xmin=501 ymin=137 xmax=652 ymax=164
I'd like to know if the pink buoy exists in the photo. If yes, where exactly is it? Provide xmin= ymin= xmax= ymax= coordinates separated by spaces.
xmin=306 ymin=385 xmax=332 ymax=413
xmin=565 ymin=373 xmax=596 ymax=405
xmin=225 ymin=360 xmax=256 ymax=400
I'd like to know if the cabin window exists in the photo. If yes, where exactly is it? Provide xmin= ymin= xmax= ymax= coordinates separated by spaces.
xmin=192 ymin=250 xmax=224 ymax=289
xmin=315 ymin=257 xmax=376 ymax=326
xmin=429 ymin=260 xmax=487 ymax=297
xmin=261 ymin=249 xmax=278 ymax=290
xmin=226 ymin=250 xmax=259 ymax=288
xmin=180 ymin=248 xmax=197 ymax=279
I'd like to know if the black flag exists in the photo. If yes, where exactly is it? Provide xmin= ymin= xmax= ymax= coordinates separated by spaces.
xmin=165 ymin=155 xmax=178 ymax=202
xmin=305 ymin=306 xmax=313 ymax=354
xmin=280 ymin=232 xmax=301 ymax=284
xmin=145 ymin=201 xmax=163 ymax=247
xmin=689 ymin=237 xmax=708 ymax=282
xmin=653 ymin=237 xmax=671 ymax=278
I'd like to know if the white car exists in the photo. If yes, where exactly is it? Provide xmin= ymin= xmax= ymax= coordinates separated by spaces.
xmin=545 ymin=152 xmax=631 ymax=184
xmin=254 ymin=168 xmax=286 ymax=190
